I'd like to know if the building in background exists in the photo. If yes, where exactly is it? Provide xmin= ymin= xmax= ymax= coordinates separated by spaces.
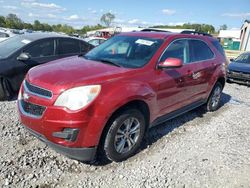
xmin=218 ymin=29 xmax=241 ymax=51
xmin=240 ymin=20 xmax=250 ymax=51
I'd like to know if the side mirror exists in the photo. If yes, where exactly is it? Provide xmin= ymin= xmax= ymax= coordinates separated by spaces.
xmin=229 ymin=58 xmax=234 ymax=62
xmin=17 ymin=53 xmax=30 ymax=61
xmin=158 ymin=58 xmax=183 ymax=69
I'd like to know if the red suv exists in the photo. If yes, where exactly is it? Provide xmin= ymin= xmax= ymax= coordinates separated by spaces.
xmin=18 ymin=31 xmax=227 ymax=162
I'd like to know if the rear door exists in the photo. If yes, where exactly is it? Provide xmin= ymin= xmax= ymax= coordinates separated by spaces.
xmin=185 ymin=39 xmax=216 ymax=102
xmin=57 ymin=38 xmax=81 ymax=58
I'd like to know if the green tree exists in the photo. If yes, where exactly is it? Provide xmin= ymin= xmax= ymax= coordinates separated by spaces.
xmin=0 ymin=16 xmax=6 ymax=27
xmin=100 ymin=13 xmax=115 ymax=27
xmin=5 ymin=14 xmax=23 ymax=29
xmin=220 ymin=24 xmax=228 ymax=30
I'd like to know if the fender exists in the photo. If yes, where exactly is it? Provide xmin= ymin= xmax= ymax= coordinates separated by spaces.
xmin=81 ymin=80 xmax=158 ymax=147
xmin=206 ymin=63 xmax=226 ymax=99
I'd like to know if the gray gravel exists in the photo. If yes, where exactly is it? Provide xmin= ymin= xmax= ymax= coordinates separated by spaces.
xmin=0 ymin=83 xmax=250 ymax=188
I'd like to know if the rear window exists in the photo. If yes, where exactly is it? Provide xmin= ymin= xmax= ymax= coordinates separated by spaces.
xmin=212 ymin=40 xmax=225 ymax=57
xmin=189 ymin=40 xmax=214 ymax=62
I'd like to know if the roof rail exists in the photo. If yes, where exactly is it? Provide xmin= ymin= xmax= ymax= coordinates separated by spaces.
xmin=181 ymin=30 xmax=213 ymax=37
xmin=141 ymin=28 xmax=171 ymax=33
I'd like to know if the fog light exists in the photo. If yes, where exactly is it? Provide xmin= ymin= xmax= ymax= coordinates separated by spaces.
xmin=52 ymin=128 xmax=79 ymax=142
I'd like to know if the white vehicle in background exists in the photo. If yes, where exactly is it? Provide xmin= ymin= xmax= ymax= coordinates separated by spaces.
xmin=84 ymin=37 xmax=106 ymax=47
xmin=0 ymin=29 xmax=16 ymax=42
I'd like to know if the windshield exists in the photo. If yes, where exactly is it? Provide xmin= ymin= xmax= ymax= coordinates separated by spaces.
xmin=0 ymin=35 xmax=31 ymax=59
xmin=84 ymin=35 xmax=163 ymax=68
xmin=234 ymin=53 xmax=250 ymax=64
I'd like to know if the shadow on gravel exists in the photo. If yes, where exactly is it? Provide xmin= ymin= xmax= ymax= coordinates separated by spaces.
xmin=140 ymin=92 xmax=232 ymax=155
xmin=94 ymin=92 xmax=232 ymax=166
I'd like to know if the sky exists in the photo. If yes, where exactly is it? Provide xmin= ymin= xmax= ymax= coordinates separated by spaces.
xmin=0 ymin=0 xmax=249 ymax=30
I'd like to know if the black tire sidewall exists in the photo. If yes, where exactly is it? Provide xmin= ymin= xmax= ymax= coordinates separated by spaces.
xmin=104 ymin=109 xmax=146 ymax=162
xmin=0 ymin=80 xmax=6 ymax=101
xmin=207 ymin=82 xmax=223 ymax=112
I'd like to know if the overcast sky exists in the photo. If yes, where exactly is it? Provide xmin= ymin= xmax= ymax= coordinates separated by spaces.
xmin=0 ymin=0 xmax=249 ymax=29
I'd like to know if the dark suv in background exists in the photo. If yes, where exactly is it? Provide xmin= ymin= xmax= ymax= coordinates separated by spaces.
xmin=18 ymin=30 xmax=227 ymax=163
xmin=0 ymin=33 xmax=93 ymax=100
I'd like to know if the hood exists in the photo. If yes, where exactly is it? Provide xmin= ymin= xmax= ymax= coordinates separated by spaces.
xmin=27 ymin=56 xmax=133 ymax=94
xmin=228 ymin=62 xmax=250 ymax=74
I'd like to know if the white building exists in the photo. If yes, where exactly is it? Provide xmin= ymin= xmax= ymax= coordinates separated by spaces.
xmin=218 ymin=30 xmax=241 ymax=39
xmin=240 ymin=20 xmax=250 ymax=51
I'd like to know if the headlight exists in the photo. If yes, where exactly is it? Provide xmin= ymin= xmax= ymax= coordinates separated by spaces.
xmin=54 ymin=85 xmax=101 ymax=111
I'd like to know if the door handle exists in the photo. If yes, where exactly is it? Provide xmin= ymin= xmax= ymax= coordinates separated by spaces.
xmin=187 ymin=70 xmax=194 ymax=78
xmin=187 ymin=70 xmax=201 ymax=80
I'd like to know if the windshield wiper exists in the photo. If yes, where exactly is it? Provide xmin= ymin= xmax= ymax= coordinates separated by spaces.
xmin=95 ymin=58 xmax=122 ymax=67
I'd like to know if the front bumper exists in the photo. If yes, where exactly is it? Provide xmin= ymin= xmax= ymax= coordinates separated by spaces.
xmin=24 ymin=125 xmax=97 ymax=162
xmin=227 ymin=71 xmax=250 ymax=85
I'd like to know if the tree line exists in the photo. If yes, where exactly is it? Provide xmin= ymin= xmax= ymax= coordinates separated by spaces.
xmin=0 ymin=14 xmax=105 ymax=35
xmin=0 ymin=13 xmax=223 ymax=35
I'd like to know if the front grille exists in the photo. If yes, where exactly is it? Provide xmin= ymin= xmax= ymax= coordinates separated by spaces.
xmin=24 ymin=81 xmax=52 ymax=99
xmin=228 ymin=71 xmax=250 ymax=80
xmin=20 ymin=100 xmax=46 ymax=117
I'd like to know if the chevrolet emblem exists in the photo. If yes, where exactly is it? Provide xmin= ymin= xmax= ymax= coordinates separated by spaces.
xmin=23 ymin=92 xmax=30 ymax=100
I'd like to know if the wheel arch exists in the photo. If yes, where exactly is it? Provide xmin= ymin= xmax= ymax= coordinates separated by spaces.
xmin=97 ymin=99 xmax=150 ymax=151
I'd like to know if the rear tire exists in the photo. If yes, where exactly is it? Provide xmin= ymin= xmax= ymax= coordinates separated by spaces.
xmin=206 ymin=82 xmax=223 ymax=112
xmin=101 ymin=109 xmax=146 ymax=162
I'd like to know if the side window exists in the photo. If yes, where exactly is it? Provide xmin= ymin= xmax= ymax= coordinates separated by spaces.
xmin=212 ymin=40 xmax=225 ymax=57
xmin=189 ymin=40 xmax=214 ymax=62
xmin=80 ymin=41 xmax=93 ymax=53
xmin=25 ymin=40 xmax=55 ymax=58
xmin=58 ymin=39 xmax=80 ymax=55
xmin=160 ymin=39 xmax=189 ymax=64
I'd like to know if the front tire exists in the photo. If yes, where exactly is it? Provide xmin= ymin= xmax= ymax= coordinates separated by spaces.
xmin=0 ymin=82 xmax=5 ymax=101
xmin=102 ymin=109 xmax=146 ymax=162
xmin=206 ymin=82 xmax=223 ymax=112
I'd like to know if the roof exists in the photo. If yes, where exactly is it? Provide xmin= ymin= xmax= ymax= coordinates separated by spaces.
xmin=119 ymin=31 xmax=173 ymax=39
xmin=17 ymin=32 xmax=69 ymax=41
xmin=118 ymin=31 xmax=214 ymax=40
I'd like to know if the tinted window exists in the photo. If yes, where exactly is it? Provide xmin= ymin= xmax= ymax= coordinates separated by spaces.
xmin=212 ymin=40 xmax=225 ymax=57
xmin=80 ymin=41 xmax=92 ymax=53
xmin=58 ymin=39 xmax=80 ymax=55
xmin=160 ymin=39 xmax=189 ymax=64
xmin=189 ymin=40 xmax=214 ymax=62
xmin=25 ymin=40 xmax=55 ymax=58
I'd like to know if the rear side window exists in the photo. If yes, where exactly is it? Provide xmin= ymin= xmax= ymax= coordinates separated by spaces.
xmin=25 ymin=39 xmax=55 ymax=58
xmin=80 ymin=41 xmax=93 ymax=53
xmin=189 ymin=40 xmax=214 ymax=62
xmin=58 ymin=39 xmax=80 ymax=55
xmin=212 ymin=40 xmax=226 ymax=57
xmin=160 ymin=39 xmax=189 ymax=64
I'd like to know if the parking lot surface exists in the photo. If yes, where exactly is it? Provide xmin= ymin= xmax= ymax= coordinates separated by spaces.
xmin=0 ymin=83 xmax=250 ymax=188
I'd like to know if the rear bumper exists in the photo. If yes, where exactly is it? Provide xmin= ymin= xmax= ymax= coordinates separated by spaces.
xmin=24 ymin=125 xmax=97 ymax=162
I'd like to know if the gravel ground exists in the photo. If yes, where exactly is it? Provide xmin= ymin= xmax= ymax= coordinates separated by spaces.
xmin=0 ymin=83 xmax=250 ymax=188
